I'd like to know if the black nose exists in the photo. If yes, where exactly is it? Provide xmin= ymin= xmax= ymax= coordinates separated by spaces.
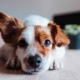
xmin=28 ymin=55 xmax=42 ymax=68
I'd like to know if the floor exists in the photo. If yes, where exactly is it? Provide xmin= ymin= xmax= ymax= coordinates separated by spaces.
xmin=0 ymin=49 xmax=80 ymax=80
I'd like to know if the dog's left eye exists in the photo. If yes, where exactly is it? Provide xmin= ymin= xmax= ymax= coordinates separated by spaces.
xmin=18 ymin=39 xmax=28 ymax=47
xmin=44 ymin=39 xmax=51 ymax=47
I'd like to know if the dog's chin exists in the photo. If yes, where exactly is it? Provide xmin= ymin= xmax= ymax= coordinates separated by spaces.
xmin=22 ymin=67 xmax=47 ymax=75
xmin=22 ymin=70 xmax=41 ymax=75
xmin=21 ymin=62 xmax=50 ymax=75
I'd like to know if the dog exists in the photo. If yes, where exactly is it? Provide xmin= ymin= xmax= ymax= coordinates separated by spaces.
xmin=0 ymin=12 xmax=70 ymax=74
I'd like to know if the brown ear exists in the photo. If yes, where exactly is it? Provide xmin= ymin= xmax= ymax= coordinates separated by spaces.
xmin=0 ymin=12 xmax=16 ymax=35
xmin=0 ymin=12 xmax=25 ymax=45
xmin=48 ymin=22 xmax=70 ymax=47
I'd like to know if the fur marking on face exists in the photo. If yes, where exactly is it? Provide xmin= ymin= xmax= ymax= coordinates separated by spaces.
xmin=0 ymin=13 xmax=70 ymax=74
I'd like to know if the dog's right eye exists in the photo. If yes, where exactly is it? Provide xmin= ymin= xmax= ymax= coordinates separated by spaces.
xmin=18 ymin=39 xmax=28 ymax=47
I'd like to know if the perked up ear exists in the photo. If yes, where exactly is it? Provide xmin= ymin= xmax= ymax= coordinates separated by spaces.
xmin=0 ymin=12 xmax=25 ymax=45
xmin=48 ymin=22 xmax=70 ymax=47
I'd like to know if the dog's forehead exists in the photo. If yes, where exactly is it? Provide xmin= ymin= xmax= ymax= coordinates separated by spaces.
xmin=35 ymin=25 xmax=51 ymax=38
xmin=19 ymin=25 xmax=50 ymax=44
xmin=20 ymin=26 xmax=35 ymax=44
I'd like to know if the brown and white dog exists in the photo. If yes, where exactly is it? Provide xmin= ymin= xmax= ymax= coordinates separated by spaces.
xmin=0 ymin=12 xmax=70 ymax=74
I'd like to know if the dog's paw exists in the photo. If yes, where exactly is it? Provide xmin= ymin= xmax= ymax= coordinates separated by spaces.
xmin=49 ymin=61 xmax=64 ymax=70
xmin=5 ymin=57 xmax=21 ymax=69
xmin=53 ymin=61 xmax=64 ymax=70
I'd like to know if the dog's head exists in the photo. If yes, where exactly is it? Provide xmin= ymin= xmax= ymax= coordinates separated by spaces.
xmin=0 ymin=12 xmax=70 ymax=74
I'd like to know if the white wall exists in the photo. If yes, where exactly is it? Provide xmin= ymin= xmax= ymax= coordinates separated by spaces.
xmin=0 ymin=0 xmax=80 ymax=20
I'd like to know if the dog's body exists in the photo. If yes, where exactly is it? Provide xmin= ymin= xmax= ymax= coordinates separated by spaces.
xmin=0 ymin=13 xmax=70 ymax=74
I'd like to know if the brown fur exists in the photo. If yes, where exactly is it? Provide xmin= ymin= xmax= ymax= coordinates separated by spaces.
xmin=23 ymin=57 xmax=27 ymax=64
xmin=0 ymin=12 xmax=70 ymax=58
xmin=0 ymin=12 xmax=25 ymax=47
xmin=48 ymin=22 xmax=70 ymax=47
xmin=34 ymin=26 xmax=53 ymax=56
xmin=33 ymin=23 xmax=70 ymax=56
xmin=0 ymin=12 xmax=70 ymax=71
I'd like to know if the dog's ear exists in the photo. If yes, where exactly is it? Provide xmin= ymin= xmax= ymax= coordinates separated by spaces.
xmin=0 ymin=12 xmax=25 ymax=45
xmin=0 ymin=12 xmax=16 ymax=36
xmin=48 ymin=22 xmax=70 ymax=47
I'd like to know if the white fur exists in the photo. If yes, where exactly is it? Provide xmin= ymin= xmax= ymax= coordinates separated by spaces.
xmin=20 ymin=26 xmax=35 ymax=45
xmin=0 ymin=15 xmax=66 ymax=74
xmin=23 ymin=15 xmax=49 ymax=26
xmin=16 ymin=15 xmax=65 ymax=74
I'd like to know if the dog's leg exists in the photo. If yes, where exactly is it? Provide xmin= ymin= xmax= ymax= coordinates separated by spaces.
xmin=0 ymin=44 xmax=21 ymax=69
xmin=49 ymin=47 xmax=65 ymax=70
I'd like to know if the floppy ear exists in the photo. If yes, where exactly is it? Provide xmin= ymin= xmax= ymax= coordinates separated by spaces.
xmin=48 ymin=22 xmax=70 ymax=47
xmin=0 ymin=12 xmax=16 ymax=36
xmin=0 ymin=12 xmax=25 ymax=45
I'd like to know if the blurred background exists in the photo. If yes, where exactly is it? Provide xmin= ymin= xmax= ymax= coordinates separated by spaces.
xmin=0 ymin=0 xmax=80 ymax=20
xmin=0 ymin=0 xmax=80 ymax=49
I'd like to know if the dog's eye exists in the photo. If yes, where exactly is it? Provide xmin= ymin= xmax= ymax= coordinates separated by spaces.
xmin=44 ymin=39 xmax=51 ymax=47
xmin=18 ymin=39 xmax=28 ymax=47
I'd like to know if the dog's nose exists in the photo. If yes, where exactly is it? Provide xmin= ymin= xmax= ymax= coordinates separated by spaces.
xmin=28 ymin=55 xmax=42 ymax=68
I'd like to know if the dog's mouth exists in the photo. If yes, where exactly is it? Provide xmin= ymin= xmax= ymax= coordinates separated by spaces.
xmin=22 ymin=69 xmax=39 ymax=75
